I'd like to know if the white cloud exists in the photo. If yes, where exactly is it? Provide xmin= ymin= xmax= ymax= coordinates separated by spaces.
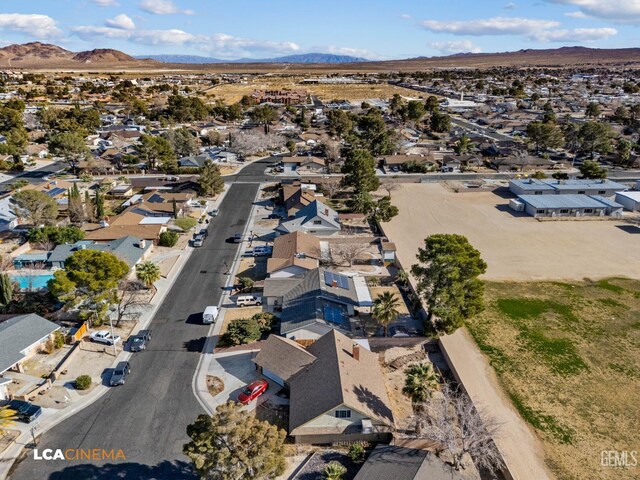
xmin=139 ymin=0 xmax=194 ymax=15
xmin=429 ymin=40 xmax=482 ymax=55
xmin=503 ymin=2 xmax=516 ymax=10
xmin=400 ymin=13 xmax=412 ymax=20
xmin=531 ymin=27 xmax=617 ymax=42
xmin=548 ymin=1 xmax=640 ymax=22
xmin=92 ymin=0 xmax=119 ymax=6
xmin=72 ymin=26 xmax=197 ymax=45
xmin=564 ymin=11 xmax=588 ymax=18
xmin=0 ymin=13 xmax=62 ymax=38
xmin=421 ymin=17 xmax=560 ymax=36
xmin=105 ymin=14 xmax=136 ymax=30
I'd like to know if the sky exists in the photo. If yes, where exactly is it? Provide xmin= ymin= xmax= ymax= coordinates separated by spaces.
xmin=1 ymin=0 xmax=640 ymax=60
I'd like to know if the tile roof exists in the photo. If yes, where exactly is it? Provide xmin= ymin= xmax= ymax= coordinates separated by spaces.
xmin=288 ymin=330 xmax=394 ymax=435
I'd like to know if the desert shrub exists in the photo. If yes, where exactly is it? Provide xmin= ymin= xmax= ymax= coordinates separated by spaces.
xmin=75 ymin=375 xmax=92 ymax=390
xmin=348 ymin=442 xmax=365 ymax=462
xmin=159 ymin=231 xmax=179 ymax=247
xmin=53 ymin=331 xmax=65 ymax=349
xmin=323 ymin=461 xmax=347 ymax=480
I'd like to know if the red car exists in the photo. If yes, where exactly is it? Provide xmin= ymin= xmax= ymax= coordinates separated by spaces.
xmin=238 ymin=379 xmax=268 ymax=405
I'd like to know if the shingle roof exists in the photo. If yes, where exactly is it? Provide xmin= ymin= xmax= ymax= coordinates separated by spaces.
xmin=84 ymin=225 xmax=162 ymax=242
xmin=277 ymin=200 xmax=340 ymax=234
xmin=0 ymin=314 xmax=59 ymax=373
xmin=48 ymin=236 xmax=151 ymax=267
xmin=252 ymin=335 xmax=316 ymax=382
xmin=288 ymin=330 xmax=394 ymax=435
xmin=271 ymin=231 xmax=321 ymax=260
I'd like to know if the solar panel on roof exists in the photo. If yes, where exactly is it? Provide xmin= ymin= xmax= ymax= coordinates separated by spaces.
xmin=324 ymin=271 xmax=349 ymax=289
xmin=47 ymin=187 xmax=66 ymax=197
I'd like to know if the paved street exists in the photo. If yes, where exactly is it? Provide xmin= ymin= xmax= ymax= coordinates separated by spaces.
xmin=8 ymin=162 xmax=267 ymax=480
xmin=0 ymin=161 xmax=67 ymax=193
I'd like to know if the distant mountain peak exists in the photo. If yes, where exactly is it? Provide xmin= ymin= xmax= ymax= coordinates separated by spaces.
xmin=137 ymin=52 xmax=367 ymax=64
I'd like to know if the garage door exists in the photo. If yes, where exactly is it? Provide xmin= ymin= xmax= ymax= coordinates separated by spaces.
xmin=262 ymin=367 xmax=285 ymax=387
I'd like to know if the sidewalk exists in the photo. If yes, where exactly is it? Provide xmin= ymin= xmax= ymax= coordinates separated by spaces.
xmin=0 ymin=187 xmax=231 ymax=480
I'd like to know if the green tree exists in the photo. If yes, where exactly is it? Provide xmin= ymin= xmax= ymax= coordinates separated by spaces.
xmin=372 ymin=291 xmax=400 ymax=337
xmin=67 ymin=182 xmax=84 ymax=224
xmin=577 ymin=122 xmax=613 ymax=158
xmin=136 ymin=261 xmax=161 ymax=292
xmin=164 ymin=128 xmax=198 ymax=159
xmin=164 ymin=94 xmax=209 ymax=123
xmin=138 ymin=134 xmax=176 ymax=171
xmin=94 ymin=190 xmax=105 ymax=220
xmin=406 ymin=100 xmax=426 ymax=122
xmin=12 ymin=190 xmax=58 ymax=226
xmin=356 ymin=109 xmax=396 ymax=155
xmin=0 ymin=105 xmax=28 ymax=156
xmin=347 ymin=192 xmax=376 ymax=214
xmin=613 ymin=105 xmax=629 ymax=124
xmin=586 ymin=102 xmax=601 ymax=119
xmin=425 ymin=96 xmax=440 ymax=112
xmin=49 ymin=131 xmax=89 ymax=172
xmin=326 ymin=109 xmax=353 ymax=138
xmin=411 ymin=234 xmax=487 ymax=334
xmin=184 ymin=402 xmax=286 ymax=480
xmin=28 ymin=226 xmax=85 ymax=245
xmin=159 ymin=231 xmax=179 ymax=247
xmin=373 ymin=196 xmax=399 ymax=222
xmin=285 ymin=140 xmax=296 ymax=154
xmin=454 ymin=134 xmax=471 ymax=154
xmin=531 ymin=171 xmax=548 ymax=179
xmin=341 ymin=148 xmax=380 ymax=193
xmin=526 ymin=121 xmax=564 ymax=154
xmin=249 ymin=105 xmax=279 ymax=133
xmin=402 ymin=363 xmax=440 ymax=406
xmin=323 ymin=461 xmax=347 ymax=480
xmin=0 ymin=272 xmax=12 ymax=306
xmin=579 ymin=159 xmax=608 ymax=179
xmin=616 ymin=138 xmax=632 ymax=165
xmin=198 ymin=160 xmax=225 ymax=196
xmin=48 ymin=249 xmax=130 ymax=322
xmin=75 ymin=375 xmax=92 ymax=390
xmin=430 ymin=110 xmax=451 ymax=133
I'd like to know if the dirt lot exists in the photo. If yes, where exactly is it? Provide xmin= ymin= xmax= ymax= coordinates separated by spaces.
xmin=467 ymin=279 xmax=640 ymax=480
xmin=218 ymin=306 xmax=263 ymax=335
xmin=383 ymin=183 xmax=640 ymax=281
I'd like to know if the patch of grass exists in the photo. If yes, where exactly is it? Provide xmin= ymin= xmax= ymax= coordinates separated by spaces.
xmin=598 ymin=298 xmax=624 ymax=308
xmin=497 ymin=298 xmax=576 ymax=323
xmin=508 ymin=391 xmax=575 ymax=444
xmin=595 ymin=280 xmax=626 ymax=294
xmin=608 ymin=363 xmax=638 ymax=379
xmin=469 ymin=328 xmax=513 ymax=374
xmin=517 ymin=329 xmax=588 ymax=376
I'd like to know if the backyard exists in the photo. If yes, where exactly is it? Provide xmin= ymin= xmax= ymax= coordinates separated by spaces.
xmin=466 ymin=278 xmax=640 ymax=480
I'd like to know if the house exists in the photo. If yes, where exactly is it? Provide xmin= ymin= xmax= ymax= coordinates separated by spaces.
xmin=276 ymin=200 xmax=341 ymax=237
xmin=178 ymin=154 xmax=210 ymax=169
xmin=0 ymin=197 xmax=18 ymax=231
xmin=252 ymin=335 xmax=316 ymax=387
xmin=267 ymin=231 xmax=321 ymax=278
xmin=107 ymin=184 xmax=134 ymax=198
xmin=353 ymin=444 xmax=479 ymax=480
xmin=0 ymin=314 xmax=60 ymax=375
xmin=84 ymin=224 xmax=164 ymax=243
xmin=263 ymin=268 xmax=372 ymax=340
xmin=615 ymin=191 xmax=640 ymax=211
xmin=281 ymin=155 xmax=326 ymax=174
xmin=514 ymin=194 xmax=622 ymax=218
xmin=489 ymin=156 xmax=556 ymax=172
xmin=280 ymin=182 xmax=320 ymax=216
xmin=264 ymin=329 xmax=394 ymax=444
xmin=509 ymin=178 xmax=626 ymax=197
xmin=440 ymin=157 xmax=461 ymax=173
xmin=46 ymin=236 xmax=152 ymax=269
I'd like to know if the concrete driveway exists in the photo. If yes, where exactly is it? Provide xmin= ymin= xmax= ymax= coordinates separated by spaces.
xmin=209 ymin=351 xmax=287 ymax=412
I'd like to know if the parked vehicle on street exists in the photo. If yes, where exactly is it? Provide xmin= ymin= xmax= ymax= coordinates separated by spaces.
xmin=138 ymin=329 xmax=152 ymax=341
xmin=199 ymin=228 xmax=208 ymax=238
xmin=233 ymin=233 xmax=243 ymax=243
xmin=193 ymin=235 xmax=204 ymax=248
xmin=210 ymin=208 xmax=219 ymax=217
xmin=238 ymin=379 xmax=268 ymax=405
xmin=110 ymin=361 xmax=131 ymax=386
xmin=7 ymin=399 xmax=42 ymax=423
xmin=236 ymin=295 xmax=262 ymax=307
xmin=202 ymin=306 xmax=219 ymax=325
xmin=252 ymin=246 xmax=272 ymax=257
xmin=90 ymin=330 xmax=121 ymax=345
xmin=129 ymin=335 xmax=147 ymax=352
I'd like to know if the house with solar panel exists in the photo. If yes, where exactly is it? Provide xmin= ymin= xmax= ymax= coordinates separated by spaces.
xmin=262 ymin=268 xmax=372 ymax=340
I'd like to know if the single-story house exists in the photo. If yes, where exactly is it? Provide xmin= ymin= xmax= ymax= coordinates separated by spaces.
xmin=276 ymin=200 xmax=341 ymax=237
xmin=107 ymin=184 xmax=134 ymax=198
xmin=514 ymin=194 xmax=623 ymax=218
xmin=0 ymin=197 xmax=18 ymax=231
xmin=267 ymin=231 xmax=321 ymax=278
xmin=84 ymin=225 xmax=164 ymax=243
xmin=0 ymin=314 xmax=60 ymax=375
xmin=489 ymin=156 xmax=556 ymax=172
xmin=47 ymin=236 xmax=152 ymax=269
xmin=509 ymin=178 xmax=626 ymax=197
xmin=178 ymin=154 xmax=210 ymax=169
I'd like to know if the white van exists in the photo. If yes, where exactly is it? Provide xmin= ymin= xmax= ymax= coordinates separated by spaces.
xmin=236 ymin=295 xmax=262 ymax=307
xmin=202 ymin=306 xmax=219 ymax=324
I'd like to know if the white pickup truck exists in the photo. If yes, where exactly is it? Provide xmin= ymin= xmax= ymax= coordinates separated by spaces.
xmin=90 ymin=330 xmax=121 ymax=345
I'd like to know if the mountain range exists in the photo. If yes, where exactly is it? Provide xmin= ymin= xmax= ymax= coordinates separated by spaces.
xmin=136 ymin=53 xmax=368 ymax=64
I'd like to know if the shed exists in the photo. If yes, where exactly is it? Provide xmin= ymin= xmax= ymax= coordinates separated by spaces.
xmin=615 ymin=191 xmax=640 ymax=211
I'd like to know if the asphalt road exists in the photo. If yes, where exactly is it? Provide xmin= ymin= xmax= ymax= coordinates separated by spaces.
xmin=0 ymin=161 xmax=67 ymax=192
xmin=8 ymin=161 xmax=268 ymax=480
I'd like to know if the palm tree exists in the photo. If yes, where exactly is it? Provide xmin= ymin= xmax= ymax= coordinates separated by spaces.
xmin=0 ymin=406 xmax=17 ymax=432
xmin=396 ymin=269 xmax=409 ymax=287
xmin=402 ymin=362 xmax=440 ymax=407
xmin=372 ymin=291 xmax=400 ymax=337
xmin=323 ymin=461 xmax=347 ymax=480
xmin=135 ymin=261 xmax=161 ymax=292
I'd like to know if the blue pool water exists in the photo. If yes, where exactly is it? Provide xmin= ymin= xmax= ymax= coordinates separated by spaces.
xmin=11 ymin=273 xmax=55 ymax=290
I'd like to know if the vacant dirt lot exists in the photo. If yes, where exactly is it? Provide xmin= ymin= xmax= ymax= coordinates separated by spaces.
xmin=383 ymin=183 xmax=640 ymax=281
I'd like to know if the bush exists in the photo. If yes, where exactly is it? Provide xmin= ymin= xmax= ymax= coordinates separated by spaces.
xmin=238 ymin=277 xmax=254 ymax=292
xmin=219 ymin=319 xmax=263 ymax=347
xmin=323 ymin=461 xmax=347 ymax=480
xmin=251 ymin=312 xmax=276 ymax=330
xmin=159 ymin=231 xmax=179 ymax=247
xmin=28 ymin=225 xmax=86 ymax=246
xmin=348 ymin=442 xmax=365 ymax=462
xmin=75 ymin=375 xmax=92 ymax=390
xmin=53 ymin=331 xmax=65 ymax=349
xmin=174 ymin=217 xmax=197 ymax=231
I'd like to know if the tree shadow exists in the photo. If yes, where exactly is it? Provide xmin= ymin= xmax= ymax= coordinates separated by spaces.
xmin=352 ymin=385 xmax=394 ymax=424
xmin=183 ymin=336 xmax=207 ymax=352
xmin=48 ymin=460 xmax=196 ymax=480
xmin=615 ymin=224 xmax=640 ymax=234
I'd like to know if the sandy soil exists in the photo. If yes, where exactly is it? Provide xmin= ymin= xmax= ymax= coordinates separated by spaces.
xmin=383 ymin=183 xmax=640 ymax=282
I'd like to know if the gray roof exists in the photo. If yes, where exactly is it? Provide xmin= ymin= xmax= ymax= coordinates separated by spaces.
xmin=0 ymin=314 xmax=60 ymax=373
xmin=510 ymin=178 xmax=626 ymax=192
xmin=518 ymin=194 xmax=611 ymax=209
xmin=49 ymin=236 xmax=151 ymax=268
xmin=277 ymin=268 xmax=360 ymax=335
xmin=252 ymin=335 xmax=316 ymax=382
xmin=276 ymin=200 xmax=340 ymax=234
xmin=289 ymin=330 xmax=394 ymax=435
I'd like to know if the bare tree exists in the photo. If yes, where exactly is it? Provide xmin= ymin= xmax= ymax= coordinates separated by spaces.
xmin=113 ymin=280 xmax=146 ymax=327
xmin=381 ymin=180 xmax=398 ymax=198
xmin=231 ymin=131 xmax=286 ymax=157
xmin=319 ymin=180 xmax=340 ymax=199
xmin=411 ymin=384 xmax=504 ymax=474
xmin=332 ymin=243 xmax=369 ymax=267
xmin=323 ymin=140 xmax=341 ymax=162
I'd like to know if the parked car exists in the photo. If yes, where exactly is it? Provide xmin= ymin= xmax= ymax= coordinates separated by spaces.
xmin=193 ymin=235 xmax=204 ymax=248
xmin=233 ymin=233 xmax=243 ymax=243
xmin=138 ymin=329 xmax=152 ymax=341
xmin=236 ymin=295 xmax=262 ymax=307
xmin=388 ymin=325 xmax=411 ymax=338
xmin=90 ymin=330 xmax=121 ymax=345
xmin=210 ymin=208 xmax=219 ymax=217
xmin=7 ymin=399 xmax=42 ymax=423
xmin=110 ymin=361 xmax=131 ymax=386
xmin=203 ymin=306 xmax=219 ymax=325
xmin=199 ymin=228 xmax=208 ymax=238
xmin=252 ymin=246 xmax=272 ymax=257
xmin=129 ymin=335 xmax=147 ymax=352
xmin=238 ymin=379 xmax=268 ymax=405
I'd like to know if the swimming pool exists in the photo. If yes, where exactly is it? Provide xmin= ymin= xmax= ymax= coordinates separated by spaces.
xmin=10 ymin=273 xmax=55 ymax=290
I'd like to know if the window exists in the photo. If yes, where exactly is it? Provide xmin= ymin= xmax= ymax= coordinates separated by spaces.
xmin=598 ymin=191 xmax=606 ymax=195
xmin=560 ymin=209 xmax=569 ymax=214
xmin=536 ymin=209 xmax=545 ymax=214
xmin=335 ymin=409 xmax=351 ymax=419
xmin=578 ymin=190 xmax=585 ymax=194
xmin=313 ymin=220 xmax=322 ymax=225
xmin=584 ymin=208 xmax=594 ymax=214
